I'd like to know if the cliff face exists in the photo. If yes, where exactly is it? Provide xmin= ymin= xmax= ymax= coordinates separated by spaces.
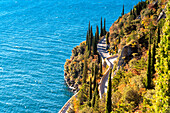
xmin=118 ymin=42 xmax=138 ymax=68
xmin=64 ymin=41 xmax=101 ymax=92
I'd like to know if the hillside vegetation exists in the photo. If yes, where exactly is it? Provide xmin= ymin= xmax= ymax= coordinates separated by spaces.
xmin=64 ymin=0 xmax=169 ymax=112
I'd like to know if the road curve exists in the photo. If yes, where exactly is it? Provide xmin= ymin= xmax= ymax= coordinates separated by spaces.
xmin=59 ymin=36 xmax=117 ymax=112
xmin=97 ymin=37 xmax=118 ymax=98
xmin=58 ymin=92 xmax=78 ymax=113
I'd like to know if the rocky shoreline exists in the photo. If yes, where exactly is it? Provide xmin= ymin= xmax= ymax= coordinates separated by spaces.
xmin=64 ymin=71 xmax=79 ymax=92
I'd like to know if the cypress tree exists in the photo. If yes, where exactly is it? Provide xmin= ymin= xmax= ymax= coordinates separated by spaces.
xmin=151 ymin=41 xmax=156 ymax=75
xmin=157 ymin=26 xmax=160 ymax=47
xmin=94 ymin=82 xmax=99 ymax=109
xmin=93 ymin=64 xmax=97 ymax=91
xmin=106 ymin=69 xmax=112 ymax=113
xmin=146 ymin=32 xmax=151 ymax=89
xmin=88 ymin=21 xmax=91 ymax=35
xmin=100 ymin=59 xmax=102 ymax=74
xmin=86 ymin=31 xmax=89 ymax=47
xmin=92 ymin=33 xmax=97 ymax=55
xmin=83 ymin=56 xmax=88 ymax=84
xmin=92 ymin=63 xmax=94 ymax=77
xmin=121 ymin=4 xmax=124 ymax=16
xmin=90 ymin=26 xmax=93 ymax=47
xmin=91 ymin=89 xmax=96 ymax=107
xmin=106 ymin=32 xmax=110 ymax=45
xmin=103 ymin=18 xmax=106 ymax=35
xmin=146 ymin=47 xmax=151 ymax=89
xmin=88 ymin=77 xmax=92 ymax=107
xmin=92 ymin=82 xmax=99 ymax=108
xmin=96 ymin=25 xmax=99 ymax=41
xmin=130 ymin=9 xmax=133 ymax=15
xmin=92 ymin=35 xmax=95 ymax=55
xmin=100 ymin=17 xmax=103 ymax=37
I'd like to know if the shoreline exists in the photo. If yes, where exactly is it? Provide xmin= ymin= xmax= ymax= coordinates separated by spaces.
xmin=64 ymin=71 xmax=78 ymax=92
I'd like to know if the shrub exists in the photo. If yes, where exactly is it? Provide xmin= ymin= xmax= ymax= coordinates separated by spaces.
xmin=124 ymin=88 xmax=140 ymax=105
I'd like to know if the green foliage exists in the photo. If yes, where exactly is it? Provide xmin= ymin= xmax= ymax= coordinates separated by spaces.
xmin=153 ymin=2 xmax=170 ymax=112
xmin=78 ymin=84 xmax=88 ymax=105
xmin=106 ymin=69 xmax=112 ymax=113
xmin=129 ymin=57 xmax=147 ymax=71
xmin=124 ymin=88 xmax=140 ymax=106
xmin=112 ymin=69 xmax=124 ymax=91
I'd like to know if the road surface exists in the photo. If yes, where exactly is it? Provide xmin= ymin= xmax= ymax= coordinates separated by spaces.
xmin=97 ymin=37 xmax=118 ymax=98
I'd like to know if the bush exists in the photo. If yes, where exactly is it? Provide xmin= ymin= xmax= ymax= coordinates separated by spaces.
xmin=130 ymin=75 xmax=145 ymax=90
xmin=124 ymin=88 xmax=140 ymax=105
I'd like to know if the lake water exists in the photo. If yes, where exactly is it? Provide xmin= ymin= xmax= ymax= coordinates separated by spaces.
xmin=0 ymin=0 xmax=141 ymax=112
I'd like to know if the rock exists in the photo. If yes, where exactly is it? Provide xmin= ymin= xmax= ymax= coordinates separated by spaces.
xmin=118 ymin=43 xmax=138 ymax=69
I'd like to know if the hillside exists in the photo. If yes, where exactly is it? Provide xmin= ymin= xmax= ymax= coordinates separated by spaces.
xmin=64 ymin=0 xmax=169 ymax=112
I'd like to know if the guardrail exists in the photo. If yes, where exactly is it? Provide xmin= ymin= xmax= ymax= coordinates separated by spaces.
xmin=58 ymin=92 xmax=78 ymax=113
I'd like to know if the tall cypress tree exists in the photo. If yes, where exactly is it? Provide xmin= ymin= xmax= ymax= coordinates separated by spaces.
xmin=100 ymin=59 xmax=102 ymax=74
xmin=88 ymin=21 xmax=91 ymax=35
xmin=92 ymin=82 xmax=99 ymax=108
xmin=93 ymin=32 xmax=97 ymax=55
xmin=106 ymin=32 xmax=110 ymax=45
xmin=93 ymin=64 xmax=97 ymax=91
xmin=83 ymin=56 xmax=88 ymax=84
xmin=130 ymin=9 xmax=133 ymax=15
xmin=121 ymin=4 xmax=124 ymax=16
xmin=146 ymin=32 xmax=151 ymax=89
xmin=103 ymin=18 xmax=106 ymax=35
xmin=100 ymin=17 xmax=103 ymax=37
xmin=146 ymin=47 xmax=151 ymax=89
xmin=96 ymin=25 xmax=99 ymax=41
xmin=157 ymin=26 xmax=160 ymax=47
xmin=94 ymin=82 xmax=99 ymax=109
xmin=88 ymin=77 xmax=92 ymax=107
xmin=92 ymin=63 xmax=94 ymax=77
xmin=90 ymin=26 xmax=93 ymax=47
xmin=151 ymin=41 xmax=156 ymax=75
xmin=106 ymin=69 xmax=112 ymax=113
xmin=86 ymin=31 xmax=89 ymax=47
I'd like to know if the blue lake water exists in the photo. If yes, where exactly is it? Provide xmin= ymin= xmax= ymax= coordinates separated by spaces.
xmin=0 ymin=0 xmax=141 ymax=112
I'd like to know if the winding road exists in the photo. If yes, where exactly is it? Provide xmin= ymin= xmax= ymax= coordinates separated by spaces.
xmin=97 ymin=37 xmax=118 ymax=98
xmin=59 ymin=36 xmax=118 ymax=112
